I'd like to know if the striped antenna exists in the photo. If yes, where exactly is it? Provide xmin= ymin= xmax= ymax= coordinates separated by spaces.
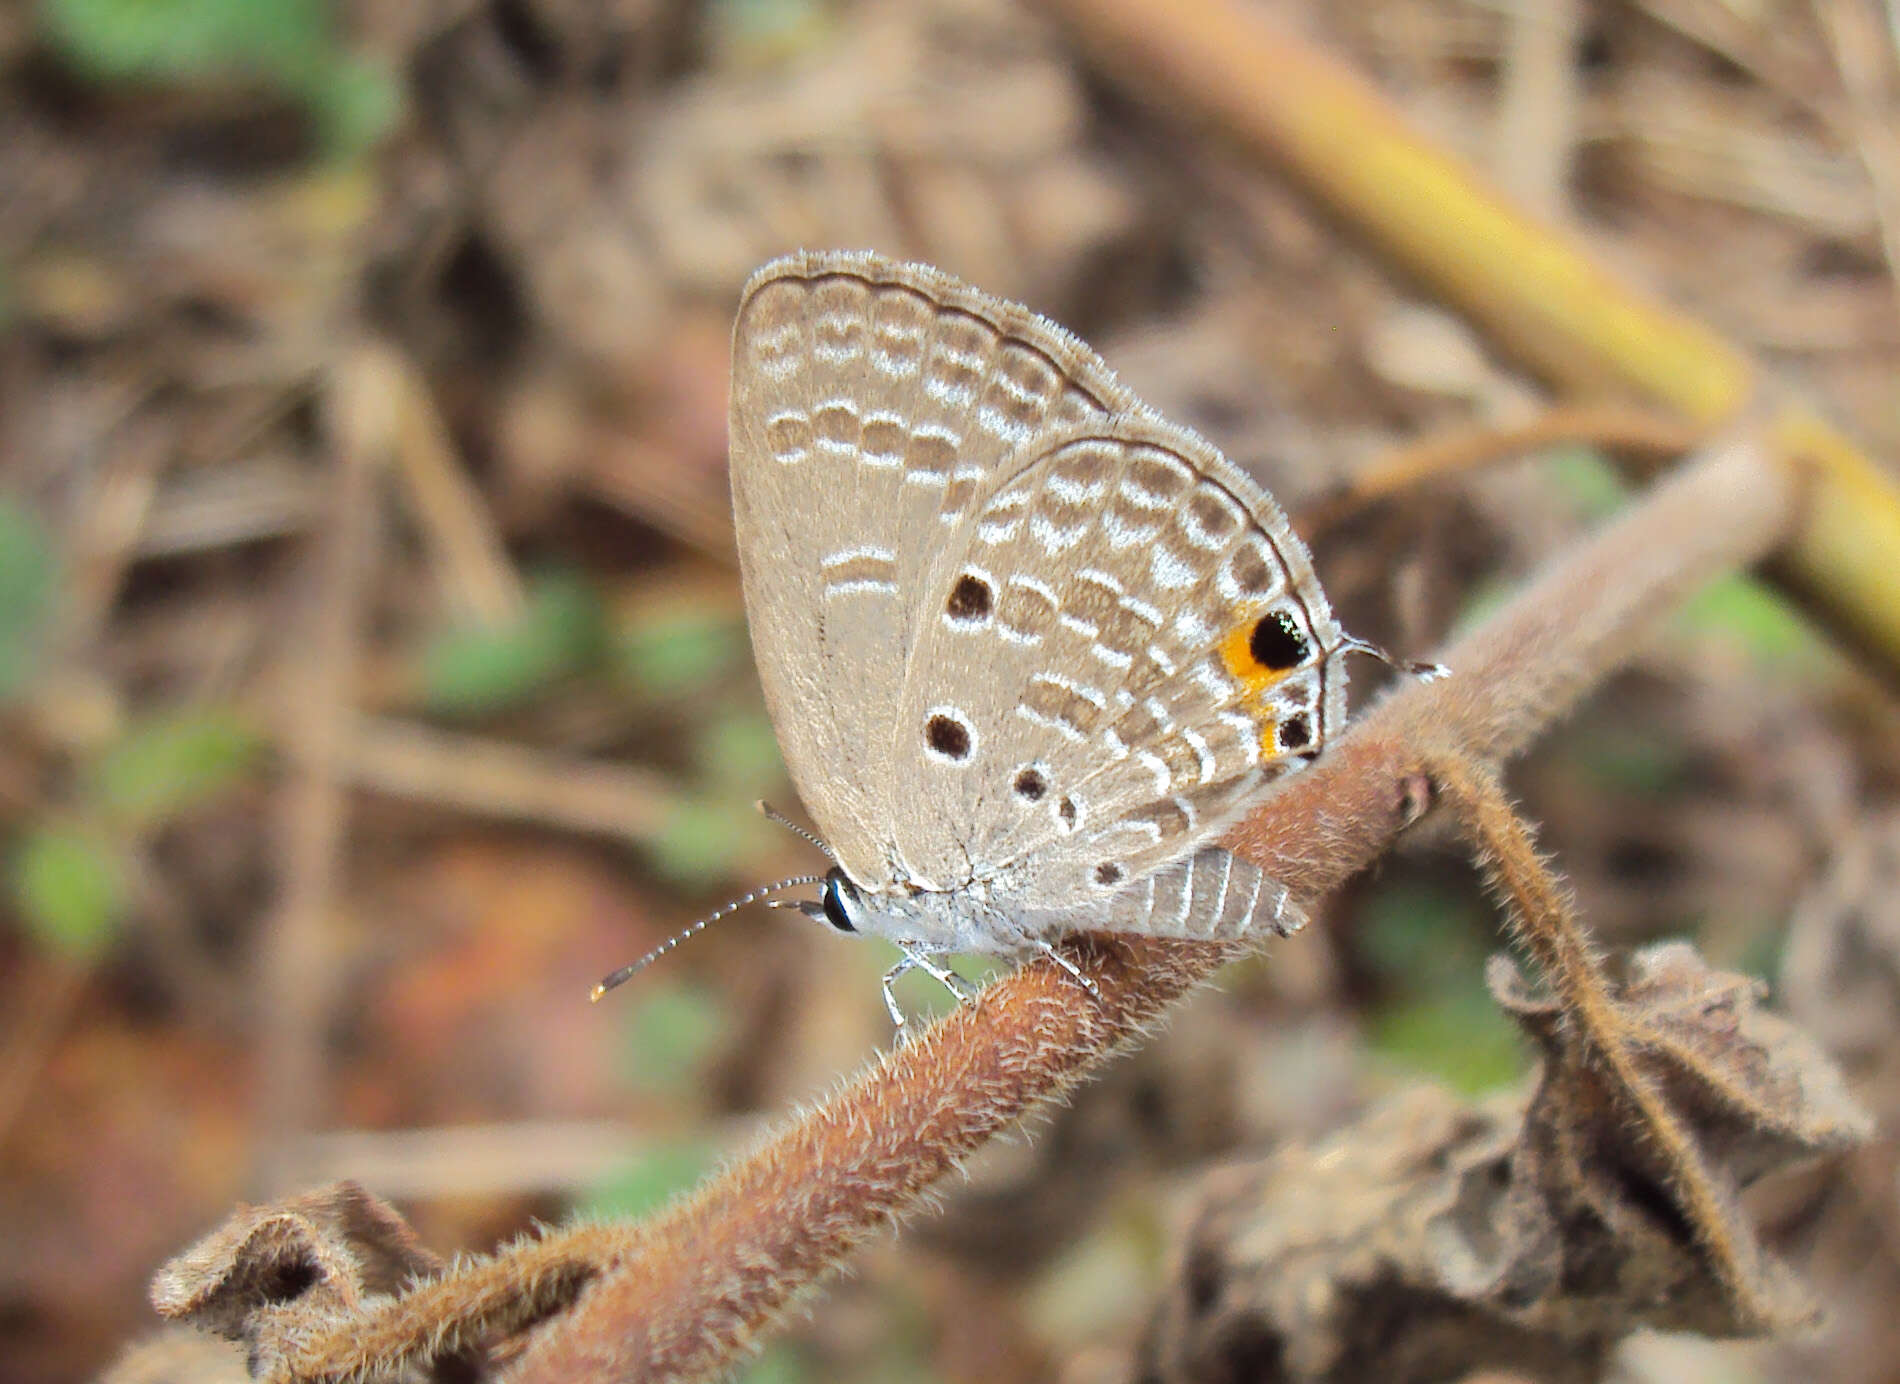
xmin=755 ymin=800 xmax=836 ymax=859
xmin=590 ymin=874 xmax=826 ymax=1002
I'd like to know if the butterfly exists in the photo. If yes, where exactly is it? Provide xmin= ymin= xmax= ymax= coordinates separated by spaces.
xmin=600 ymin=251 xmax=1407 ymax=1025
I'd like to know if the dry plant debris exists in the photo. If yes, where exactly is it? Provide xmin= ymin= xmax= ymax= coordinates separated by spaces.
xmin=1141 ymin=943 xmax=1870 ymax=1384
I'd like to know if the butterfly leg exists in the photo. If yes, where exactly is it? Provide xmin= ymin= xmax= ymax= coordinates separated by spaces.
xmin=882 ymin=946 xmax=980 ymax=1029
xmin=881 ymin=954 xmax=919 ymax=1028
xmin=1033 ymin=938 xmax=1104 ymax=1005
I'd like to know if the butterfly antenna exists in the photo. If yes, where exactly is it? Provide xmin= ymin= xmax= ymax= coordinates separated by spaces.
xmin=755 ymin=800 xmax=837 ymax=861
xmin=590 ymin=874 xmax=826 ymax=1002
xmin=1333 ymin=633 xmax=1448 ymax=682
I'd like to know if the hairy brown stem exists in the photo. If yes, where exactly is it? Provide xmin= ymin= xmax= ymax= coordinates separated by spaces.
xmin=1224 ymin=429 xmax=1795 ymax=880
xmin=489 ymin=433 xmax=1797 ymax=1382
xmin=1428 ymin=752 xmax=1768 ymax=1321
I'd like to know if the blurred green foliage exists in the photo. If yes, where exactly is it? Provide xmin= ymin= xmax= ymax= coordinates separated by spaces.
xmin=6 ymin=709 xmax=265 ymax=961
xmin=0 ymin=491 xmax=264 ymax=959
xmin=736 ymin=1345 xmax=812 ymax=1384
xmin=1358 ymin=883 xmax=1528 ymax=1095
xmin=649 ymin=796 xmax=777 ymax=887
xmin=585 ymin=1139 xmax=717 ymax=1221
xmin=619 ymin=981 xmax=728 ymax=1098
xmin=1541 ymin=444 xmax=1631 ymax=520
xmin=699 ymin=712 xmax=784 ymax=793
xmin=422 ymin=571 xmax=607 ymax=716
xmin=1675 ymin=574 xmax=1834 ymax=673
xmin=612 ymin=607 xmax=748 ymax=701
xmin=38 ymin=0 xmax=396 ymax=158
xmin=1564 ymin=722 xmax=1692 ymax=797
xmin=0 ymin=498 xmax=57 ymax=702
xmin=87 ymin=709 xmax=263 ymax=830
xmin=9 ymin=825 xmax=124 ymax=959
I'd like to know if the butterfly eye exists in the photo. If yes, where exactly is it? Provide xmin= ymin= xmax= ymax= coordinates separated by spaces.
xmin=820 ymin=874 xmax=858 ymax=933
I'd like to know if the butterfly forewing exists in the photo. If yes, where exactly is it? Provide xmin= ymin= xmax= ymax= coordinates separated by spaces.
xmin=729 ymin=251 xmax=1136 ymax=887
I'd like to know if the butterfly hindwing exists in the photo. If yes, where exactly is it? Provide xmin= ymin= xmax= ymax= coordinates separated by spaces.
xmin=888 ymin=416 xmax=1346 ymax=909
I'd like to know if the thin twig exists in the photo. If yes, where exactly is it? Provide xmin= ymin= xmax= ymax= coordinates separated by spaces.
xmin=0 ymin=957 xmax=90 ymax=1156
xmin=1495 ymin=0 xmax=1582 ymax=219
xmin=1298 ymin=402 xmax=1704 ymax=537
xmin=254 ymin=345 xmax=388 ymax=1194
xmin=272 ymin=1119 xmax=749 ymax=1202
xmin=385 ymin=345 xmax=525 ymax=625
xmin=1813 ymin=0 xmax=1900 ymax=334
xmin=1429 ymin=752 xmax=1775 ymax=1324
xmin=345 ymin=717 xmax=675 ymax=843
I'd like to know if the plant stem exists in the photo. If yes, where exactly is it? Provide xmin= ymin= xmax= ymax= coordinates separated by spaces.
xmin=504 ymin=433 xmax=1793 ymax=1382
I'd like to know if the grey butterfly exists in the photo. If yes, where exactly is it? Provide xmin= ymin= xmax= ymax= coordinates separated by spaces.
xmin=605 ymin=250 xmax=1379 ymax=1025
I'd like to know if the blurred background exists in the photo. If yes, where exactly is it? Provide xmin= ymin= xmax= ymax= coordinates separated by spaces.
xmin=3 ymin=0 xmax=1899 ymax=1380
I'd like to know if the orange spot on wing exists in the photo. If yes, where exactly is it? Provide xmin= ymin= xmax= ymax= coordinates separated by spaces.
xmin=1217 ymin=615 xmax=1289 ymax=758
xmin=1218 ymin=616 xmax=1291 ymax=695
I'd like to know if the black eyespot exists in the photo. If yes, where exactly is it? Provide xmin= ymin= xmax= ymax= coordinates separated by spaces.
xmin=1250 ymin=610 xmax=1309 ymax=672
xmin=1278 ymin=713 xmax=1312 ymax=751
xmin=926 ymin=713 xmax=972 ymax=761
xmin=1094 ymin=862 xmax=1124 ymax=887
xmin=946 ymin=574 xmax=993 ymax=622
xmin=820 ymin=874 xmax=857 ymax=933
xmin=1056 ymin=796 xmax=1078 ymax=830
xmin=1013 ymin=767 xmax=1047 ymax=802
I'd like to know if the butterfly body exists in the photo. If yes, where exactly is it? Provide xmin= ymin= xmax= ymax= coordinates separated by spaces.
xmin=728 ymin=251 xmax=1350 ymax=998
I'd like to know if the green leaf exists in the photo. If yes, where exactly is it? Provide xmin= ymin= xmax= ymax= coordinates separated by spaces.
xmin=647 ymin=797 xmax=774 ymax=886
xmin=1357 ymin=883 xmax=1529 ymax=1094
xmin=1565 ymin=725 xmax=1690 ymax=796
xmin=1358 ymin=885 xmax=1487 ymax=991
xmin=735 ymin=1345 xmax=812 ymax=1384
xmin=699 ymin=712 xmax=784 ymax=792
xmin=39 ymin=0 xmax=396 ymax=161
xmin=1446 ymin=573 xmax=1515 ymax=644
xmin=619 ymin=982 xmax=727 ymax=1097
xmin=421 ymin=571 xmax=606 ymax=716
xmin=584 ymin=1140 xmax=714 ymax=1220
xmin=1541 ymin=445 xmax=1630 ymax=520
xmin=611 ymin=608 xmax=747 ymax=700
xmin=305 ymin=56 xmax=398 ymax=159
xmin=40 ymin=0 xmax=334 ymax=84
xmin=9 ymin=826 xmax=124 ymax=958
xmin=1674 ymin=575 xmax=1832 ymax=673
xmin=1367 ymin=986 xmax=1528 ymax=1096
xmin=0 ymin=498 xmax=57 ymax=702
xmin=88 ymin=708 xmax=262 ymax=830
